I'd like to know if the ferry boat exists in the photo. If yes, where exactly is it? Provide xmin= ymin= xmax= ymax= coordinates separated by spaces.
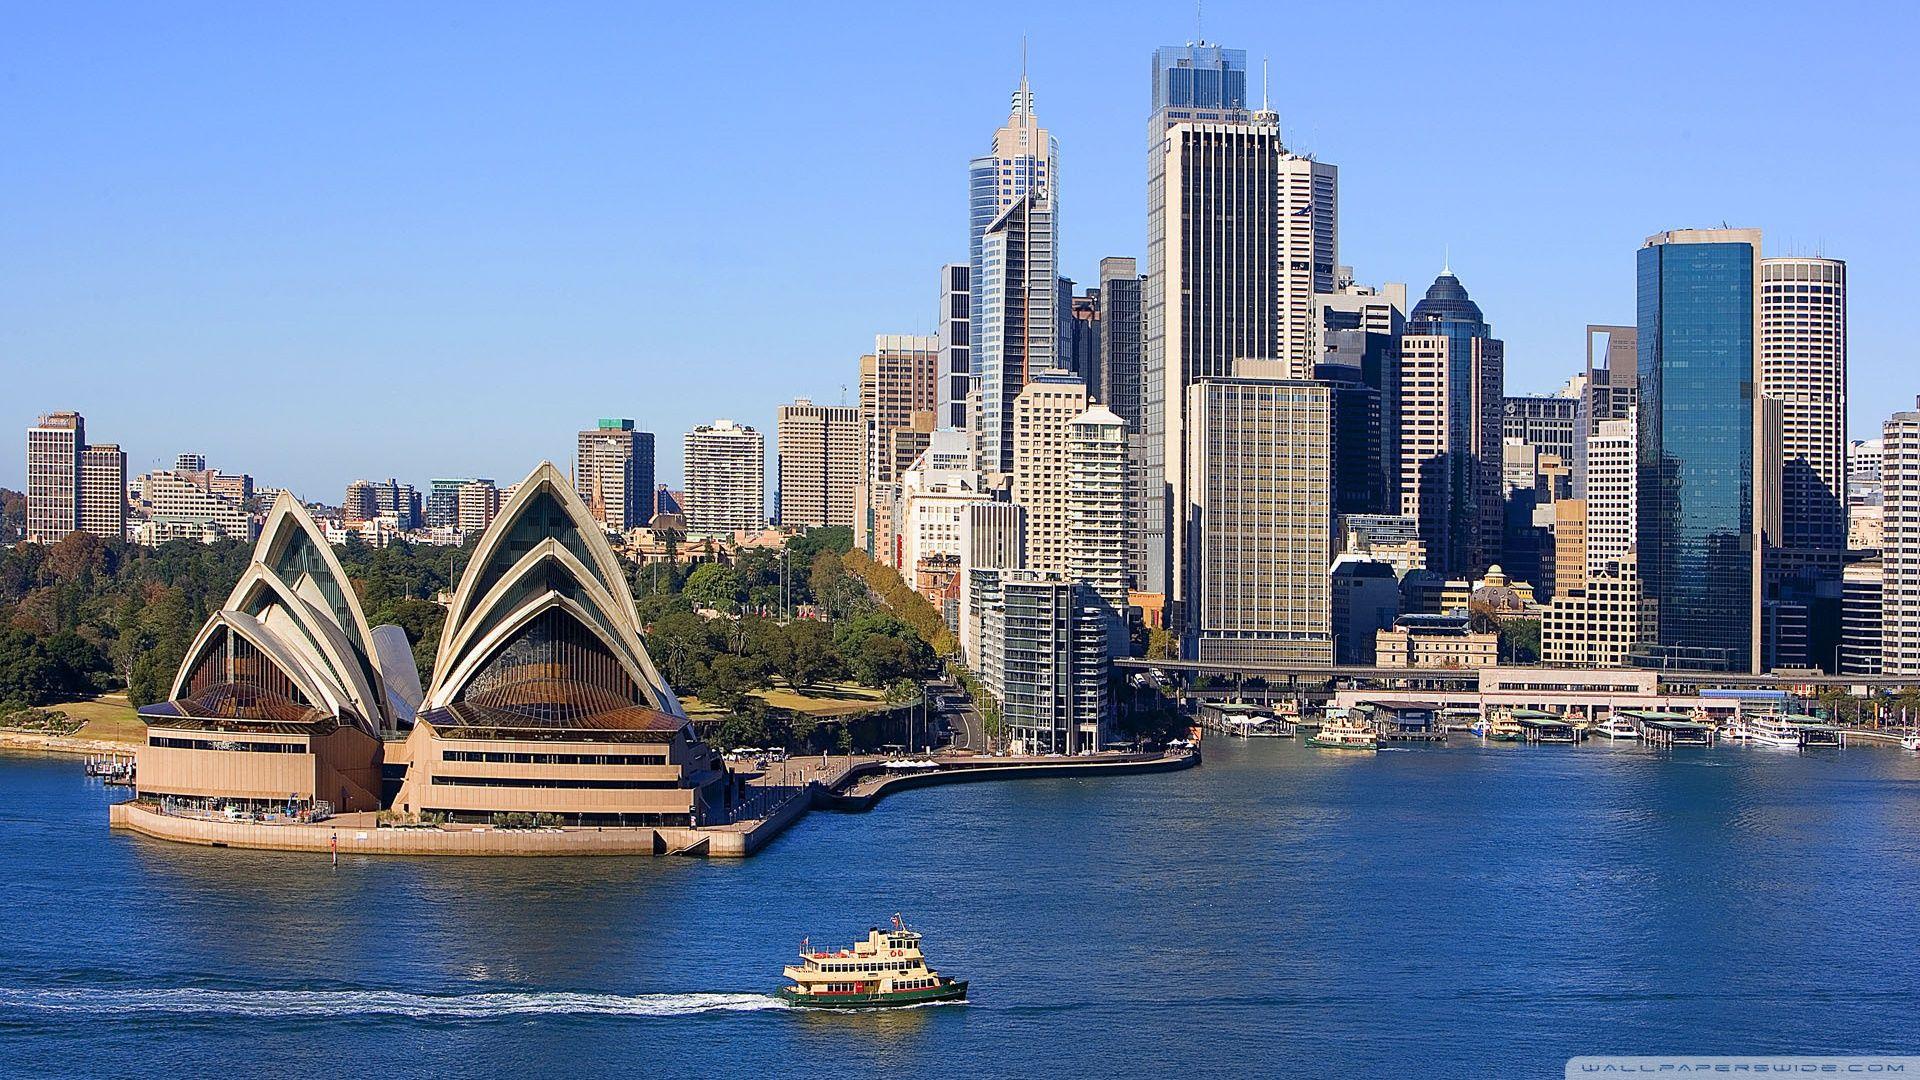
xmin=1486 ymin=718 xmax=1525 ymax=743
xmin=1902 ymin=736 xmax=1920 ymax=753
xmin=1306 ymin=715 xmax=1377 ymax=751
xmin=1745 ymin=716 xmax=1804 ymax=749
xmin=1591 ymin=717 xmax=1639 ymax=741
xmin=780 ymin=918 xmax=967 ymax=1009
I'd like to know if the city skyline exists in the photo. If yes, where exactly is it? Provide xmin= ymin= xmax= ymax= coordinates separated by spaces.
xmin=5 ymin=3 xmax=1916 ymax=496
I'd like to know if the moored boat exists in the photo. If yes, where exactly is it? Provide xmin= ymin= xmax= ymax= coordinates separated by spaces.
xmin=780 ymin=918 xmax=967 ymax=1009
xmin=1903 ymin=736 xmax=1920 ymax=752
xmin=1591 ymin=717 xmax=1639 ymax=741
xmin=1745 ymin=716 xmax=1803 ymax=748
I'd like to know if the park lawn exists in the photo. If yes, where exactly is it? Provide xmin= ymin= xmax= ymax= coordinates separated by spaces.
xmin=58 ymin=694 xmax=146 ymax=745
xmin=680 ymin=682 xmax=888 ymax=720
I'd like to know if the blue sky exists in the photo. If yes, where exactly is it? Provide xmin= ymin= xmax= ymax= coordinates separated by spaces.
xmin=5 ymin=2 xmax=1917 ymax=498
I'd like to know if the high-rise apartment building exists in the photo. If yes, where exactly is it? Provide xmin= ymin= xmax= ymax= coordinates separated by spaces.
xmin=1760 ymin=256 xmax=1848 ymax=591
xmin=977 ymin=187 xmax=1058 ymax=477
xmin=132 ymin=463 xmax=255 ymax=546
xmin=78 ymin=443 xmax=126 ymax=541
xmin=26 ymin=412 xmax=84 ymax=544
xmin=1841 ymin=558 xmax=1883 ymax=676
xmin=775 ymin=399 xmax=862 ymax=529
xmin=345 ymin=479 xmax=421 ymax=529
xmin=1065 ymin=404 xmax=1131 ymax=630
xmin=1183 ymin=368 xmax=1333 ymax=664
xmin=1398 ymin=271 xmax=1505 ymax=576
xmin=958 ymin=502 xmax=1026 ymax=669
xmin=1635 ymin=228 xmax=1776 ymax=673
xmin=1882 ymin=401 xmax=1920 ymax=674
xmin=426 ymin=479 xmax=471 ymax=529
xmin=342 ymin=480 xmax=379 ymax=526
xmin=684 ymin=420 xmax=765 ymax=537
xmin=978 ymin=570 xmax=1111 ymax=755
xmin=456 ymin=480 xmax=501 ymax=533
xmin=1094 ymin=257 xmax=1147 ymax=589
xmin=575 ymin=419 xmax=656 ymax=532
xmin=1008 ymin=375 xmax=1090 ymax=574
xmin=1145 ymin=92 xmax=1337 ymax=606
xmin=935 ymin=264 xmax=971 ymax=430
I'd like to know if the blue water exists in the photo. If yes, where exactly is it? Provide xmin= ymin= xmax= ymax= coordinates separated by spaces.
xmin=4 ymin=738 xmax=1919 ymax=1078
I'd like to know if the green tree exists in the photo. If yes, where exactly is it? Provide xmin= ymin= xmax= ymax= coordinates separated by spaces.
xmin=683 ymin=562 xmax=745 ymax=614
xmin=772 ymin=618 xmax=840 ymax=690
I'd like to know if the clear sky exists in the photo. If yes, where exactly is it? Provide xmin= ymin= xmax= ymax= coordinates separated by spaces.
xmin=5 ymin=2 xmax=1917 ymax=498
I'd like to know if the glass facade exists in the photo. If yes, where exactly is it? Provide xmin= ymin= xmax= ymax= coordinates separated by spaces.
xmin=1636 ymin=237 xmax=1759 ymax=671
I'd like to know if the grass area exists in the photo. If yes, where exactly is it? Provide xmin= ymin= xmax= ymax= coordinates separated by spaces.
xmin=682 ymin=681 xmax=889 ymax=720
xmin=56 ymin=694 xmax=145 ymax=745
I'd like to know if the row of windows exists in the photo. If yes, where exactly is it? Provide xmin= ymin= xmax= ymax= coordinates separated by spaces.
xmin=149 ymin=736 xmax=304 ymax=754
xmin=442 ymin=751 xmax=666 ymax=766
xmin=431 ymin=775 xmax=681 ymax=790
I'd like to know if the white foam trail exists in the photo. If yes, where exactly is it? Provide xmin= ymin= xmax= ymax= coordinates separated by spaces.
xmin=0 ymin=987 xmax=786 ymax=1020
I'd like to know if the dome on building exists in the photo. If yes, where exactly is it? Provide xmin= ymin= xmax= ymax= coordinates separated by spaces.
xmin=1409 ymin=270 xmax=1485 ymax=327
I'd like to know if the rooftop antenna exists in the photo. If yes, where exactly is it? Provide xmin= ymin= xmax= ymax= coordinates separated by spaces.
xmin=1262 ymin=56 xmax=1270 ymax=112
xmin=1443 ymin=246 xmax=1452 ymax=276
xmin=1196 ymin=0 xmax=1204 ymax=43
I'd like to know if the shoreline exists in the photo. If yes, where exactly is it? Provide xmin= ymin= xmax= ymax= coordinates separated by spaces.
xmin=0 ymin=729 xmax=141 ymax=758
xmin=104 ymin=749 xmax=1201 ymax=858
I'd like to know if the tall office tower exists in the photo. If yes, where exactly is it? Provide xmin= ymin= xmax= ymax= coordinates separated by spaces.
xmin=1574 ymin=325 xmax=1638 ymax=496
xmin=575 ymin=419 xmax=656 ymax=532
xmin=1398 ymin=270 xmax=1505 ymax=576
xmin=1009 ymin=375 xmax=1090 ymax=573
xmin=1761 ymin=257 xmax=1848 ymax=590
xmin=977 ymin=187 xmax=1058 ymax=477
xmin=1317 ymin=364 xmax=1390 ymax=519
xmin=456 ymin=479 xmax=501 ymax=533
xmin=969 ymin=76 xmax=1059 ymax=407
xmin=79 ymin=443 xmax=126 ymax=541
xmin=1883 ymin=401 xmax=1920 ymax=674
xmin=1183 ymin=367 xmax=1334 ymax=664
xmin=1636 ymin=229 xmax=1777 ymax=673
xmin=342 ymin=480 xmax=378 ymax=525
xmin=1060 ymin=283 xmax=1102 ymax=392
xmin=1095 ymin=257 xmax=1145 ymax=585
xmin=981 ymin=570 xmax=1111 ymax=755
xmin=1316 ymin=277 xmax=1405 ymax=518
xmin=1840 ymin=558 xmax=1883 ymax=675
xmin=935 ymin=264 xmax=971 ymax=430
xmin=26 ymin=411 xmax=84 ymax=544
xmin=1143 ymin=42 xmax=1247 ymax=598
xmin=1065 ymin=405 xmax=1132 ymax=633
xmin=1584 ymin=418 xmax=1637 ymax=579
xmin=684 ymin=419 xmax=766 ymax=537
xmin=775 ymin=399 xmax=862 ymax=529
xmin=858 ymin=335 xmax=938 ymax=553
xmin=1503 ymin=394 xmax=1578 ymax=464
xmin=426 ymin=479 xmax=471 ymax=529
xmin=1144 ymin=54 xmax=1336 ymax=604
xmin=958 ymin=502 xmax=1027 ymax=668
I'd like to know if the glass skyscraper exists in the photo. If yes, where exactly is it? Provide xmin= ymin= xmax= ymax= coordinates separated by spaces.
xmin=1634 ymin=229 xmax=1771 ymax=672
xmin=967 ymin=78 xmax=1057 ymax=409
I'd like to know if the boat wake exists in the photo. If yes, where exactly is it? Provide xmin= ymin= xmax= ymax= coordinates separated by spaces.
xmin=0 ymin=986 xmax=786 ymax=1021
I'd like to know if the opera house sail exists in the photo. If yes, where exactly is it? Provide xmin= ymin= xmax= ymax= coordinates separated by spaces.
xmin=134 ymin=494 xmax=405 ymax=814
xmin=390 ymin=463 xmax=725 ymax=827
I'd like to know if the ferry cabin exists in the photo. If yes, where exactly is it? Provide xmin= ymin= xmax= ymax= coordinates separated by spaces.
xmin=784 ymin=929 xmax=940 ymax=998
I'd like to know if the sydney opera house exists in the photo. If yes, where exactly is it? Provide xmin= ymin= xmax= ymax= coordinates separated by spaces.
xmin=134 ymin=464 xmax=729 ymax=829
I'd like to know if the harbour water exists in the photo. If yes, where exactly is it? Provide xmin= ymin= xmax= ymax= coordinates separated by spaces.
xmin=4 ymin=737 xmax=1919 ymax=1077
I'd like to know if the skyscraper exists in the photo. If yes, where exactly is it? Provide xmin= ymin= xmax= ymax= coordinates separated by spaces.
xmin=1584 ymin=418 xmax=1637 ymax=580
xmin=78 ymin=443 xmax=126 ymax=541
xmin=1573 ymin=324 xmax=1638 ymax=497
xmin=1635 ymin=228 xmax=1776 ymax=673
xmin=858 ymin=334 xmax=938 ymax=554
xmin=969 ymin=76 xmax=1058 ymax=410
xmin=575 ymin=419 xmax=656 ymax=532
xmin=979 ymin=570 xmax=1111 ymax=755
xmin=1183 ymin=366 xmax=1334 ymax=664
xmin=1882 ymin=400 xmax=1920 ymax=675
xmin=1398 ymin=270 xmax=1505 ymax=575
xmin=1095 ymin=257 xmax=1146 ymax=587
xmin=1144 ymin=47 xmax=1336 ymax=608
xmin=977 ymin=187 xmax=1058 ymax=477
xmin=684 ymin=419 xmax=766 ymax=537
xmin=1760 ymin=256 xmax=1848 ymax=615
xmin=1008 ymin=375 xmax=1090 ymax=574
xmin=1066 ymin=404 xmax=1132 ymax=648
xmin=775 ymin=398 xmax=862 ymax=529
xmin=935 ymin=264 xmax=971 ymax=430
xmin=26 ymin=411 xmax=83 ymax=544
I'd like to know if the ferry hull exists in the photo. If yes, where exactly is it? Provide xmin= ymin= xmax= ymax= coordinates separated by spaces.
xmin=779 ymin=980 xmax=968 ymax=1009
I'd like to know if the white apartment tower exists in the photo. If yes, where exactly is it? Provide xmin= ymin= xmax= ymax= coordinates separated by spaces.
xmin=776 ymin=398 xmax=863 ymax=529
xmin=684 ymin=419 xmax=766 ymax=537
xmin=79 ymin=443 xmax=127 ymax=541
xmin=1008 ymin=376 xmax=1090 ymax=574
xmin=1066 ymin=404 xmax=1131 ymax=618
xmin=26 ymin=412 xmax=84 ymax=544
xmin=1882 ymin=400 xmax=1920 ymax=674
